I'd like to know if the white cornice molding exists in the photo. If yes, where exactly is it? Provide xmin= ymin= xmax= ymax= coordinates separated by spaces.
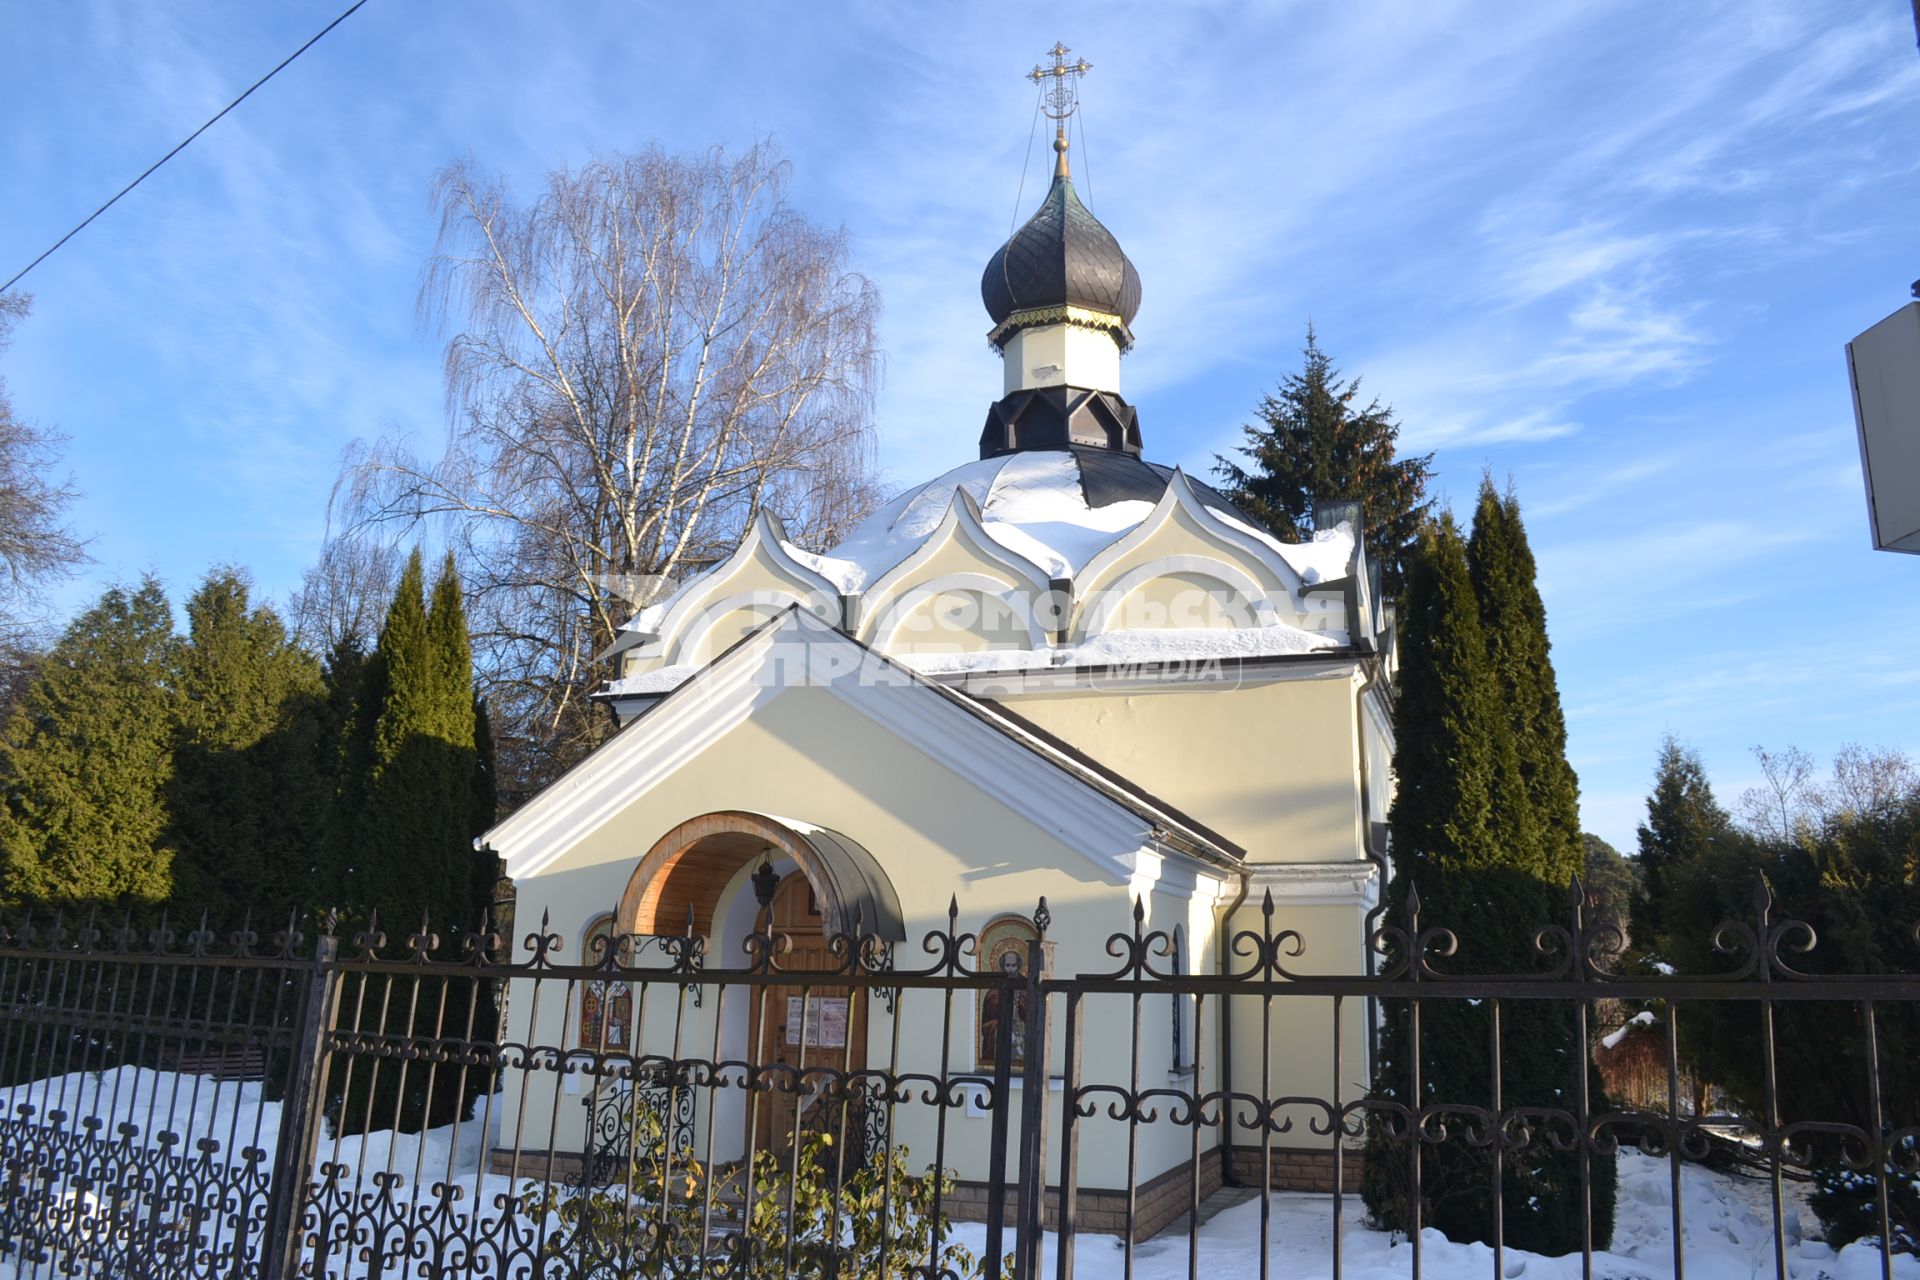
xmin=1245 ymin=860 xmax=1381 ymax=908
xmin=947 ymin=654 xmax=1361 ymax=697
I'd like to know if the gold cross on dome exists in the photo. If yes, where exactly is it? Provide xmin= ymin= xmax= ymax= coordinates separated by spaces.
xmin=1027 ymin=42 xmax=1091 ymax=122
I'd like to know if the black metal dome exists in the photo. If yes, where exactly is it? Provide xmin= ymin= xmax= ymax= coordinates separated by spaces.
xmin=981 ymin=171 xmax=1142 ymax=334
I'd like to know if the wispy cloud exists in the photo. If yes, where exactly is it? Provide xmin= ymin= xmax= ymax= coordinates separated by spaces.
xmin=6 ymin=0 xmax=1920 ymax=852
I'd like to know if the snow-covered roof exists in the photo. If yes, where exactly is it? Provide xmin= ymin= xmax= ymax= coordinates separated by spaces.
xmin=625 ymin=448 xmax=1355 ymax=632
xmin=816 ymin=449 xmax=1352 ymax=591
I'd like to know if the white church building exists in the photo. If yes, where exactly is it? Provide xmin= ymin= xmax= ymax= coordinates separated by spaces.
xmin=482 ymin=59 xmax=1396 ymax=1236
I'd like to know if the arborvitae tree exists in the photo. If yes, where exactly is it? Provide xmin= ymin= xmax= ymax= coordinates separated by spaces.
xmin=1213 ymin=324 xmax=1433 ymax=596
xmin=470 ymin=694 xmax=500 ymax=914
xmin=1377 ymin=517 xmax=1535 ymax=879
xmin=425 ymin=553 xmax=490 ymax=927
xmin=1362 ymin=521 xmax=1615 ymax=1252
xmin=350 ymin=549 xmax=477 ymax=931
xmin=166 ymin=571 xmax=328 ymax=925
xmin=313 ymin=637 xmax=373 ymax=907
xmin=1469 ymin=480 xmax=1581 ymax=886
xmin=0 ymin=579 xmax=177 ymax=906
xmin=335 ymin=551 xmax=488 ymax=1131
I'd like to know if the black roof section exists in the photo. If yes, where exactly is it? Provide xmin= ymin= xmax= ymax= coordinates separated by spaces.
xmin=981 ymin=172 xmax=1142 ymax=330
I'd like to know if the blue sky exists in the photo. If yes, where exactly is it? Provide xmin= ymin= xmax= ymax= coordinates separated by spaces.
xmin=3 ymin=1 xmax=1917 ymax=850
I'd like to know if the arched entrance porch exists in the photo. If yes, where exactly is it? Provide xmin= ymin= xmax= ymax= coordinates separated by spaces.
xmin=615 ymin=810 xmax=906 ymax=943
xmin=612 ymin=811 xmax=905 ymax=1168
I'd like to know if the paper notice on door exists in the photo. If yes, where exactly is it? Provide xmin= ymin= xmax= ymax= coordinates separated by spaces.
xmin=785 ymin=996 xmax=849 ymax=1048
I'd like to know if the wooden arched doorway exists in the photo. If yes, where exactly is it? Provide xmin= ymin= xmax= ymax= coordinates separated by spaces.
xmin=750 ymin=871 xmax=870 ymax=1157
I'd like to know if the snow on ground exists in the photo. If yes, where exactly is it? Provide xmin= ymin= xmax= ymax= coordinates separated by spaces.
xmin=2 ymin=1067 xmax=1916 ymax=1278
xmin=948 ymin=1150 xmax=1920 ymax=1280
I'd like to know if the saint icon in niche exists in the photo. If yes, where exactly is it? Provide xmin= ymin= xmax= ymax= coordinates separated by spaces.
xmin=975 ymin=917 xmax=1041 ymax=1071
xmin=578 ymin=915 xmax=631 ymax=1050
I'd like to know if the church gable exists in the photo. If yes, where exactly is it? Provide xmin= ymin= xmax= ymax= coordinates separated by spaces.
xmin=487 ymin=608 xmax=1234 ymax=887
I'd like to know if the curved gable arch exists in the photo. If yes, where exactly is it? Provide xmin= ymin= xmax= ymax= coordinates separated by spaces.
xmin=1077 ymin=555 xmax=1276 ymax=638
xmin=867 ymin=573 xmax=1050 ymax=654
xmin=1073 ymin=473 xmax=1306 ymax=640
xmin=857 ymin=489 xmax=1056 ymax=649
xmin=647 ymin=512 xmax=843 ymax=666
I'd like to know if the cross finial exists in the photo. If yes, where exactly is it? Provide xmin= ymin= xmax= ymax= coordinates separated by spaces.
xmin=1027 ymin=42 xmax=1092 ymax=178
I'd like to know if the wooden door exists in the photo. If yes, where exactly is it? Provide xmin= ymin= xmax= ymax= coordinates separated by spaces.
xmin=751 ymin=872 xmax=868 ymax=1161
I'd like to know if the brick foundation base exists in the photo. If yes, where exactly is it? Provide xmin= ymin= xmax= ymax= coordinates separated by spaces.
xmin=488 ymin=1144 xmax=1354 ymax=1240
xmin=942 ymin=1148 xmax=1226 ymax=1243
xmin=1228 ymin=1144 xmax=1363 ymax=1193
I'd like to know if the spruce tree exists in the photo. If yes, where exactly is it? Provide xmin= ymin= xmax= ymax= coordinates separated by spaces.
xmin=167 ymin=570 xmax=329 ymax=926
xmin=1213 ymin=324 xmax=1434 ymax=596
xmin=1361 ymin=521 xmax=1615 ymax=1251
xmin=0 ymin=579 xmax=178 ymax=907
xmin=1626 ymin=737 xmax=1752 ymax=1113
xmin=1580 ymin=833 xmax=1640 ymax=947
xmin=1468 ymin=480 xmax=1581 ymax=886
xmin=1631 ymin=736 xmax=1733 ymax=950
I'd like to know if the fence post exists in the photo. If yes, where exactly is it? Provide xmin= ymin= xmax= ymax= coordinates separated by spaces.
xmin=1014 ymin=930 xmax=1052 ymax=1278
xmin=981 ymin=964 xmax=1017 ymax=1279
xmin=262 ymin=934 xmax=342 ymax=1280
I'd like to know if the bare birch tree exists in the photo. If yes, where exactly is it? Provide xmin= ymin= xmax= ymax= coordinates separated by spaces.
xmin=340 ymin=143 xmax=881 ymax=790
xmin=0 ymin=294 xmax=89 ymax=641
xmin=288 ymin=532 xmax=402 ymax=655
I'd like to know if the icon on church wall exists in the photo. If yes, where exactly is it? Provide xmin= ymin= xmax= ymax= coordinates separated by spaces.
xmin=578 ymin=914 xmax=632 ymax=1050
xmin=976 ymin=916 xmax=1043 ymax=1071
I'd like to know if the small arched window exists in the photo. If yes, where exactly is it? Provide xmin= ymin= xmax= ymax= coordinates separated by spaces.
xmin=578 ymin=914 xmax=632 ymax=1051
xmin=975 ymin=916 xmax=1044 ymax=1072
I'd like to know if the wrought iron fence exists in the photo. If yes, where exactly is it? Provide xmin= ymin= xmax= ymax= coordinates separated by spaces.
xmin=0 ymin=882 xmax=1913 ymax=1278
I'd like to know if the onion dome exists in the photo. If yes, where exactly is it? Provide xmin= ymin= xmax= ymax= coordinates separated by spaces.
xmin=981 ymin=163 xmax=1142 ymax=349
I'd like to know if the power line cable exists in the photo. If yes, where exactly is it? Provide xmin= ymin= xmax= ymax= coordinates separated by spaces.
xmin=2 ymin=0 xmax=372 ymax=296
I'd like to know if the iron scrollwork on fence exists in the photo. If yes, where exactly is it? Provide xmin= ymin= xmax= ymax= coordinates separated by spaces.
xmin=0 ymin=882 xmax=1914 ymax=1277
